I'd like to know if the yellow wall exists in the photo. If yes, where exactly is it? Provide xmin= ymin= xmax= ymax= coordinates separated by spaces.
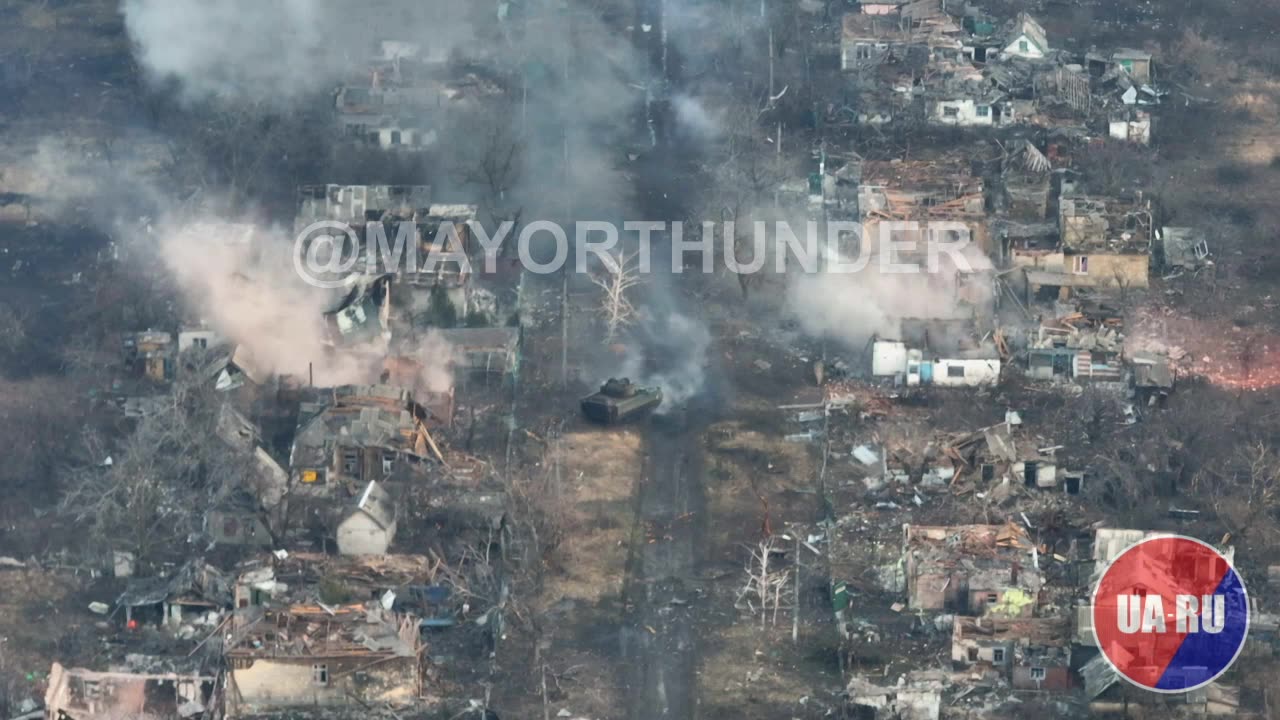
xmin=1068 ymin=253 xmax=1149 ymax=289
xmin=230 ymin=657 xmax=417 ymax=714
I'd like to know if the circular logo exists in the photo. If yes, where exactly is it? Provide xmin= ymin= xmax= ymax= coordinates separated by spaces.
xmin=1092 ymin=535 xmax=1249 ymax=693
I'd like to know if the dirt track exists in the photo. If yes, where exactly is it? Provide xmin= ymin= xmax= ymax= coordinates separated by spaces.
xmin=620 ymin=419 xmax=707 ymax=718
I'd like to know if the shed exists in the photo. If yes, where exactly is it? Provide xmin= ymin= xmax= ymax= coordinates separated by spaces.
xmin=1002 ymin=13 xmax=1047 ymax=59
xmin=337 ymin=481 xmax=398 ymax=555
xmin=1159 ymin=227 xmax=1209 ymax=270
xmin=1112 ymin=48 xmax=1153 ymax=84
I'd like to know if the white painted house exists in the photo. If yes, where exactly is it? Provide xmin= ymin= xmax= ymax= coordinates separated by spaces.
xmin=337 ymin=481 xmax=398 ymax=556
xmin=931 ymin=94 xmax=1011 ymax=127
xmin=871 ymin=340 xmax=1001 ymax=387
xmin=1002 ymin=13 xmax=1047 ymax=60
xmin=929 ymin=356 xmax=1002 ymax=387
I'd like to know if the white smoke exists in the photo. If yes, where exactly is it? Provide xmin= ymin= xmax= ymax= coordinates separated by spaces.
xmin=619 ymin=309 xmax=711 ymax=411
xmin=786 ymin=243 xmax=995 ymax=348
xmin=121 ymin=0 xmax=474 ymax=104
xmin=151 ymin=218 xmax=454 ymax=391
xmin=671 ymin=93 xmax=721 ymax=141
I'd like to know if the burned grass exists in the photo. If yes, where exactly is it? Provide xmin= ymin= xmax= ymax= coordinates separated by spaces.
xmin=537 ymin=429 xmax=640 ymax=607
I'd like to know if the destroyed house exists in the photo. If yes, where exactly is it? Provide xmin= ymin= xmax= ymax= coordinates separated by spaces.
xmin=206 ymin=490 xmax=275 ymax=548
xmin=233 ymin=551 xmax=479 ymax=635
xmin=379 ymin=356 xmax=457 ymax=427
xmin=322 ymin=273 xmax=393 ymax=347
xmin=211 ymin=403 xmax=289 ymax=535
xmin=1001 ymin=13 xmax=1048 ymax=60
xmin=1077 ymin=529 xmax=1236 ymax=648
xmin=845 ymin=670 xmax=946 ymax=720
xmin=437 ymin=326 xmax=521 ymax=379
xmin=840 ymin=6 xmax=963 ymax=72
xmin=335 ymin=44 xmax=502 ymax=151
xmin=1130 ymin=351 xmax=1174 ymax=403
xmin=289 ymin=384 xmax=444 ymax=496
xmin=857 ymin=156 xmax=990 ymax=256
xmin=390 ymin=204 xmax=477 ymax=292
xmin=996 ymin=146 xmax=1056 ymax=266
xmin=224 ymin=603 xmax=421 ymax=716
xmin=904 ymin=523 xmax=1043 ymax=615
xmin=1028 ymin=315 xmax=1124 ymax=382
xmin=122 ymin=331 xmax=175 ymax=382
xmin=1083 ymin=657 xmax=1254 ymax=716
xmin=1158 ymin=226 xmax=1209 ymax=271
xmin=296 ymin=196 xmax=477 ymax=314
xmin=234 ymin=552 xmax=443 ymax=612
xmin=1108 ymin=108 xmax=1152 ymax=146
xmin=859 ymin=0 xmax=908 ymax=14
xmin=177 ymin=326 xmax=222 ymax=354
xmin=336 ymin=58 xmax=444 ymax=150
xmin=45 ymin=659 xmax=217 ymax=720
xmin=1037 ymin=193 xmax=1152 ymax=292
xmin=947 ymin=421 xmax=1079 ymax=493
xmin=870 ymin=321 xmax=1001 ymax=388
xmin=1001 ymin=144 xmax=1053 ymax=220
xmin=295 ymin=184 xmax=432 ymax=231
xmin=116 ymin=559 xmax=232 ymax=631
xmin=951 ymin=616 xmax=1072 ymax=690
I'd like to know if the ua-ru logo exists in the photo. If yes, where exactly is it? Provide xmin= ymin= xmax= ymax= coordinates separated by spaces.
xmin=1092 ymin=535 xmax=1249 ymax=693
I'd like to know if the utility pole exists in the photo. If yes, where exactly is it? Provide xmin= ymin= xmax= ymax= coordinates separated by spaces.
xmin=559 ymin=5 xmax=572 ymax=389
xmin=768 ymin=26 xmax=775 ymax=99
xmin=792 ymin=532 xmax=800 ymax=644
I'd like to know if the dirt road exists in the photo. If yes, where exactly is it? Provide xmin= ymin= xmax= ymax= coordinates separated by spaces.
xmin=620 ymin=417 xmax=707 ymax=719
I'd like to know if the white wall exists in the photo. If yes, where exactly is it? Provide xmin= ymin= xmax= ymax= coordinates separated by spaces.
xmin=1012 ymin=461 xmax=1058 ymax=488
xmin=1109 ymin=118 xmax=1151 ymax=145
xmin=231 ymin=658 xmax=416 ymax=712
xmin=178 ymin=330 xmax=222 ymax=352
xmin=930 ymin=358 xmax=1001 ymax=387
xmin=337 ymin=513 xmax=395 ymax=555
xmin=1003 ymin=34 xmax=1045 ymax=60
xmin=872 ymin=341 xmax=909 ymax=376
xmin=933 ymin=99 xmax=995 ymax=127
xmin=841 ymin=42 xmax=892 ymax=71
xmin=376 ymin=128 xmax=437 ymax=149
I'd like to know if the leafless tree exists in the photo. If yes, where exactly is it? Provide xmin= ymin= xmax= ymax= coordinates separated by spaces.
xmin=1208 ymin=442 xmax=1280 ymax=549
xmin=1169 ymin=27 xmax=1240 ymax=86
xmin=157 ymin=98 xmax=337 ymax=210
xmin=690 ymin=97 xmax=791 ymax=300
xmin=451 ymin=102 xmax=526 ymax=227
xmin=0 ymin=376 xmax=78 ymax=506
xmin=590 ymin=250 xmax=643 ymax=344
xmin=58 ymin=376 xmax=253 ymax=567
xmin=735 ymin=538 xmax=794 ymax=629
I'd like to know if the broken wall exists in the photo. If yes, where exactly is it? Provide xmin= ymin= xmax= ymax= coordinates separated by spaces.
xmin=1066 ymin=252 xmax=1150 ymax=289
xmin=228 ymin=656 xmax=417 ymax=714
xmin=1012 ymin=663 xmax=1073 ymax=691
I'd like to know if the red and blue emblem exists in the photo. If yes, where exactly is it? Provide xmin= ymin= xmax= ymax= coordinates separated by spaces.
xmin=1092 ymin=535 xmax=1249 ymax=693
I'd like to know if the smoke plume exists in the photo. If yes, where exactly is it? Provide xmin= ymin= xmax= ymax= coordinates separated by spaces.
xmin=786 ymin=244 xmax=996 ymax=349
xmin=121 ymin=0 xmax=475 ymax=104
xmin=153 ymin=219 xmax=454 ymax=391
xmin=619 ymin=309 xmax=712 ymax=412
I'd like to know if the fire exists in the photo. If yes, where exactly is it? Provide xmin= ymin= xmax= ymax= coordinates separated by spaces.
xmin=1195 ymin=359 xmax=1280 ymax=392
xmin=1128 ymin=305 xmax=1280 ymax=393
